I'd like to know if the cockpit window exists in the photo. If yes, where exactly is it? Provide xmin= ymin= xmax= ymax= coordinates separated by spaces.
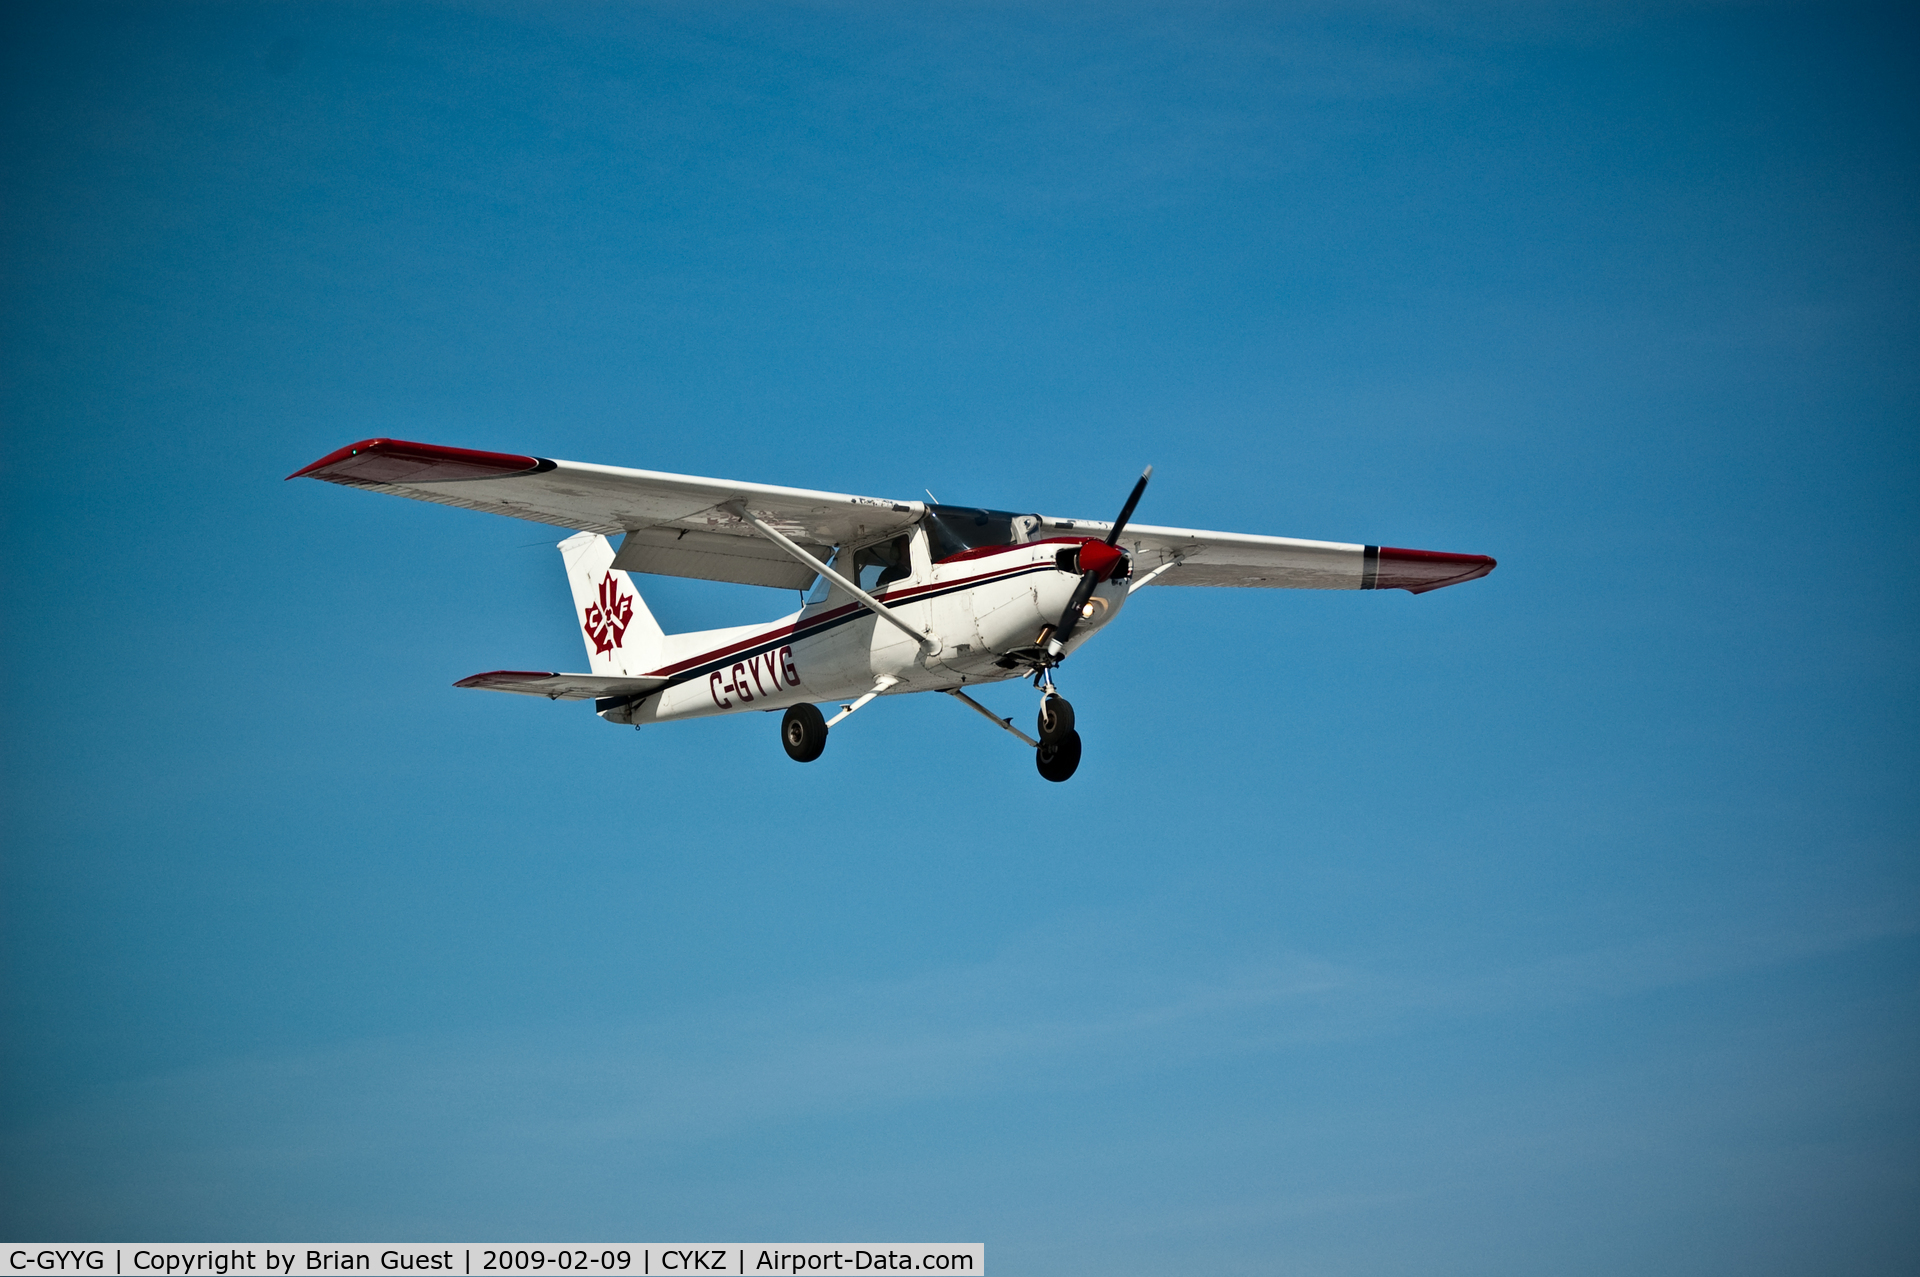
xmin=923 ymin=504 xmax=1042 ymax=562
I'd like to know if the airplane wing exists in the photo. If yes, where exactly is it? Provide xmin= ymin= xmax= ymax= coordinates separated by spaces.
xmin=292 ymin=438 xmax=1491 ymax=594
xmin=453 ymin=670 xmax=671 ymax=701
xmin=1037 ymin=515 xmax=1495 ymax=593
xmin=290 ymin=438 xmax=925 ymax=591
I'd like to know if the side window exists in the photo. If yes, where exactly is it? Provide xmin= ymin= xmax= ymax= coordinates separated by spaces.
xmin=853 ymin=535 xmax=911 ymax=590
xmin=803 ymin=550 xmax=838 ymax=604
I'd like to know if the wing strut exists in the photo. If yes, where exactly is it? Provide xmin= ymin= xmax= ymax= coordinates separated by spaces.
xmin=727 ymin=504 xmax=936 ymax=654
xmin=1127 ymin=555 xmax=1183 ymax=593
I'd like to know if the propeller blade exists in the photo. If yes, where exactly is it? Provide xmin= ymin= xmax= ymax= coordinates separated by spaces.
xmin=1046 ymin=466 xmax=1153 ymax=661
xmin=1105 ymin=465 xmax=1152 ymax=546
xmin=1044 ymin=570 xmax=1104 ymax=658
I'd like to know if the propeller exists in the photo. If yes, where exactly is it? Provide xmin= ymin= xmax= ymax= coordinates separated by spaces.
xmin=1044 ymin=465 xmax=1152 ymax=661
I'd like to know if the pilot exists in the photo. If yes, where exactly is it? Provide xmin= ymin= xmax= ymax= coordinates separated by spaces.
xmin=872 ymin=535 xmax=912 ymax=588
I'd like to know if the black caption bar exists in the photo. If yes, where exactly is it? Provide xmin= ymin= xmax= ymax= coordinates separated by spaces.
xmin=4 ymin=1247 xmax=983 ymax=1277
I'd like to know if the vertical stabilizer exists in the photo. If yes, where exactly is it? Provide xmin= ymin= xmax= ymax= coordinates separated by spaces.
xmin=558 ymin=532 xmax=665 ymax=676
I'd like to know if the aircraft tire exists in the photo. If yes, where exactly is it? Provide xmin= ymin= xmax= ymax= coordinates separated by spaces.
xmin=1037 ymin=695 xmax=1075 ymax=745
xmin=1035 ymin=729 xmax=1082 ymax=782
xmin=781 ymin=703 xmax=829 ymax=762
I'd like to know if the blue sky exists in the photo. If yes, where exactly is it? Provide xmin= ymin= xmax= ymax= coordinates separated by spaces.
xmin=2 ymin=2 xmax=1914 ymax=1271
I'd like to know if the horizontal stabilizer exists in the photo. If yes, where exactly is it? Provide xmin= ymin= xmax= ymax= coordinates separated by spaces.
xmin=454 ymin=669 xmax=669 ymax=701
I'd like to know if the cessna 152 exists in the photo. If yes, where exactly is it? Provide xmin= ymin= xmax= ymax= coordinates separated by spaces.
xmin=292 ymin=438 xmax=1495 ymax=781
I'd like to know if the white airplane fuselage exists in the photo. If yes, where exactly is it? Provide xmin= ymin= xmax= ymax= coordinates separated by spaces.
xmin=600 ymin=530 xmax=1129 ymax=727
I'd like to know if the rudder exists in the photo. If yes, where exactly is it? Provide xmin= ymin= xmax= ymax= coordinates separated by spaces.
xmin=559 ymin=532 xmax=665 ymax=676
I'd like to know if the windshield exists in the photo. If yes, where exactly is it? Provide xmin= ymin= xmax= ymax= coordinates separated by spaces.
xmin=922 ymin=504 xmax=1041 ymax=562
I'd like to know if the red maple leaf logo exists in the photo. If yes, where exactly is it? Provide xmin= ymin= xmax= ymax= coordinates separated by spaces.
xmin=582 ymin=571 xmax=635 ymax=655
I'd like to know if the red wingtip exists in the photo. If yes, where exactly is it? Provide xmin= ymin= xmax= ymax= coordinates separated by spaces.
xmin=1376 ymin=547 xmax=1497 ymax=593
xmin=288 ymin=438 xmax=546 ymax=483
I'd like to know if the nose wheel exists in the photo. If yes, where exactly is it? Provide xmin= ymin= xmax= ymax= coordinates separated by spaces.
xmin=1035 ymin=692 xmax=1082 ymax=782
xmin=1036 ymin=729 xmax=1082 ymax=782
xmin=1038 ymin=694 xmax=1075 ymax=744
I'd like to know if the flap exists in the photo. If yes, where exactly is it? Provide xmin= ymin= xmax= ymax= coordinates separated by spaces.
xmin=611 ymin=525 xmax=815 ymax=591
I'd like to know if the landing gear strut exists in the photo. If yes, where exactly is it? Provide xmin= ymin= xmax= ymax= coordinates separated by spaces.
xmin=948 ymin=682 xmax=1083 ymax=781
xmin=781 ymin=703 xmax=828 ymax=762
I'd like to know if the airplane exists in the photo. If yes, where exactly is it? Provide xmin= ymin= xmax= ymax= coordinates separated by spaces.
xmin=291 ymin=438 xmax=1496 ymax=781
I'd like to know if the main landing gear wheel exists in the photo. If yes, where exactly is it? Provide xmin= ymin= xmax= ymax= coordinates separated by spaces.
xmin=1036 ymin=729 xmax=1082 ymax=782
xmin=781 ymin=703 xmax=828 ymax=762
xmin=1037 ymin=695 xmax=1075 ymax=745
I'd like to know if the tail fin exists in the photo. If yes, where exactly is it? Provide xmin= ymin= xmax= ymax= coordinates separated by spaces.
xmin=559 ymin=532 xmax=665 ymax=676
